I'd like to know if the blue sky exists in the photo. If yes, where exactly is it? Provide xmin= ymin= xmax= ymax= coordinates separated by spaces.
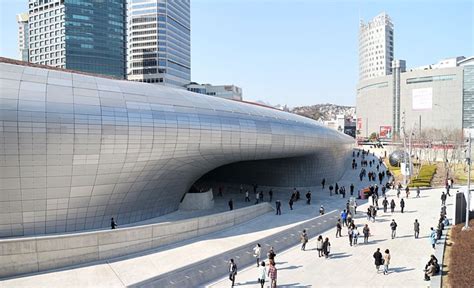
xmin=1 ymin=0 xmax=473 ymax=107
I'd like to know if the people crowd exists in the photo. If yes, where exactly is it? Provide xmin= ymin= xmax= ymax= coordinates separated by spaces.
xmin=223 ymin=148 xmax=451 ymax=287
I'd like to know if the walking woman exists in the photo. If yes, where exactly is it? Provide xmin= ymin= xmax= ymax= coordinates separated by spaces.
xmin=258 ymin=261 xmax=266 ymax=288
xmin=316 ymin=235 xmax=324 ymax=257
xmin=373 ymin=248 xmax=383 ymax=272
xmin=383 ymin=249 xmax=391 ymax=275
xmin=322 ymin=237 xmax=331 ymax=258
xmin=253 ymin=243 xmax=262 ymax=267
xmin=363 ymin=224 xmax=370 ymax=244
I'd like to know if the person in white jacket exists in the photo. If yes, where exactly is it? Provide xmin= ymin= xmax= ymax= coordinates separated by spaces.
xmin=258 ymin=261 xmax=266 ymax=288
xmin=253 ymin=243 xmax=262 ymax=267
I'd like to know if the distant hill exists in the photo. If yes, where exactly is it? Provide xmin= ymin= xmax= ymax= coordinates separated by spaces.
xmin=291 ymin=103 xmax=355 ymax=121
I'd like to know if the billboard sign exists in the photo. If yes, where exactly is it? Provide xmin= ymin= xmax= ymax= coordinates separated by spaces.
xmin=412 ymin=87 xmax=433 ymax=110
xmin=379 ymin=126 xmax=392 ymax=138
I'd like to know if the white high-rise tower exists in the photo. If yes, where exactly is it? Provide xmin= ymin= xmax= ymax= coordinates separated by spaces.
xmin=127 ymin=0 xmax=190 ymax=87
xmin=359 ymin=12 xmax=394 ymax=81
xmin=17 ymin=13 xmax=29 ymax=62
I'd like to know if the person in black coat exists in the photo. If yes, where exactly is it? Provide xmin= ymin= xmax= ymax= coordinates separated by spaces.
xmin=228 ymin=199 xmax=233 ymax=210
xmin=373 ymin=248 xmax=383 ymax=272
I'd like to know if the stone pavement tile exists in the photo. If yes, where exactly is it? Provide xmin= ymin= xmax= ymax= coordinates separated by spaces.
xmin=207 ymin=187 xmax=452 ymax=288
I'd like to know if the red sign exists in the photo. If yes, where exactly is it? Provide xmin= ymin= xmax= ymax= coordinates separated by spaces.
xmin=357 ymin=118 xmax=362 ymax=130
xmin=379 ymin=126 xmax=392 ymax=138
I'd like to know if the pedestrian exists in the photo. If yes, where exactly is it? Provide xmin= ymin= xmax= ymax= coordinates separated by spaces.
xmin=390 ymin=219 xmax=397 ymax=239
xmin=255 ymin=192 xmax=259 ymax=204
xmin=275 ymin=200 xmax=281 ymax=215
xmin=253 ymin=243 xmax=262 ymax=267
xmin=306 ymin=190 xmax=311 ymax=205
xmin=259 ymin=191 xmax=264 ymax=202
xmin=323 ymin=237 xmax=331 ymax=258
xmin=429 ymin=227 xmax=437 ymax=249
xmin=336 ymin=219 xmax=342 ymax=238
xmin=416 ymin=187 xmax=420 ymax=198
xmin=441 ymin=192 xmax=447 ymax=206
xmin=319 ymin=205 xmax=325 ymax=215
xmin=300 ymin=229 xmax=309 ymax=251
xmin=321 ymin=178 xmax=326 ymax=189
xmin=352 ymin=226 xmax=359 ymax=245
xmin=424 ymin=261 xmax=436 ymax=281
xmin=397 ymin=186 xmax=401 ymax=198
xmin=228 ymin=199 xmax=233 ymax=211
xmin=400 ymin=198 xmax=405 ymax=213
xmin=110 ymin=217 xmax=117 ymax=229
xmin=414 ymin=219 xmax=420 ymax=239
xmin=341 ymin=210 xmax=347 ymax=227
xmin=228 ymin=258 xmax=237 ymax=287
xmin=258 ymin=261 xmax=266 ymax=288
xmin=329 ymin=185 xmax=333 ymax=196
xmin=382 ymin=197 xmax=388 ymax=213
xmin=348 ymin=226 xmax=353 ymax=246
xmin=245 ymin=190 xmax=250 ymax=202
xmin=289 ymin=198 xmax=294 ymax=210
xmin=405 ymin=186 xmax=410 ymax=198
xmin=335 ymin=183 xmax=339 ymax=195
xmin=267 ymin=259 xmax=277 ymax=288
xmin=373 ymin=248 xmax=383 ymax=272
xmin=390 ymin=199 xmax=396 ymax=213
xmin=370 ymin=206 xmax=376 ymax=222
xmin=367 ymin=207 xmax=372 ymax=221
xmin=363 ymin=224 xmax=370 ymax=244
xmin=269 ymin=189 xmax=273 ymax=202
xmin=316 ymin=235 xmax=324 ymax=257
xmin=383 ymin=249 xmax=391 ymax=275
xmin=350 ymin=183 xmax=354 ymax=196
xmin=354 ymin=200 xmax=358 ymax=214
xmin=267 ymin=247 xmax=276 ymax=261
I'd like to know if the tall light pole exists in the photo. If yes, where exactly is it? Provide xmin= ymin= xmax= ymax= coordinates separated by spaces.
xmin=462 ymin=133 xmax=471 ymax=231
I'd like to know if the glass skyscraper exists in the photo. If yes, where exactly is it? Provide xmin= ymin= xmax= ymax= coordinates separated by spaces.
xmin=127 ymin=0 xmax=190 ymax=87
xmin=28 ymin=0 xmax=126 ymax=79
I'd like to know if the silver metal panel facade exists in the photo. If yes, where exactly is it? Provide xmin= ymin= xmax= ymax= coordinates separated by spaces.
xmin=0 ymin=62 xmax=353 ymax=237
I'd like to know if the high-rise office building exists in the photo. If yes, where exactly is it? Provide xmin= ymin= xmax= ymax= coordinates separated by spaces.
xmin=27 ymin=0 xmax=126 ymax=79
xmin=17 ymin=12 xmax=29 ymax=62
xmin=127 ymin=0 xmax=191 ymax=87
xmin=359 ymin=12 xmax=394 ymax=81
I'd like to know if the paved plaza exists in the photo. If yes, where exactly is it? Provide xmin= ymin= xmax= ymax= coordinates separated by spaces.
xmin=208 ymin=187 xmax=452 ymax=288
xmin=0 ymin=152 xmax=453 ymax=287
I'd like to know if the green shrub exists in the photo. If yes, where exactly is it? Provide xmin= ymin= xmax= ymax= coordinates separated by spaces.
xmin=408 ymin=164 xmax=437 ymax=188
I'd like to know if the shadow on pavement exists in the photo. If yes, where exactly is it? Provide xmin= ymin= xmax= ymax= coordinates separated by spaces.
xmin=390 ymin=266 xmax=415 ymax=273
xmin=279 ymin=265 xmax=303 ymax=270
xmin=330 ymin=252 xmax=352 ymax=259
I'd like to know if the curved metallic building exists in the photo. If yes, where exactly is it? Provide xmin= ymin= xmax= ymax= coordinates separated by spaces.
xmin=0 ymin=59 xmax=353 ymax=237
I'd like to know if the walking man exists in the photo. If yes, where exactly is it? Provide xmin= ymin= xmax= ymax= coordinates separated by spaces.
xmin=350 ymin=183 xmax=354 ymax=196
xmin=430 ymin=227 xmax=437 ymax=249
xmin=275 ymin=200 xmax=281 ymax=215
xmin=414 ymin=219 xmax=420 ymax=239
xmin=373 ymin=248 xmax=383 ymax=272
xmin=390 ymin=199 xmax=396 ymax=213
xmin=319 ymin=205 xmax=325 ymax=215
xmin=390 ymin=219 xmax=398 ymax=239
xmin=306 ymin=190 xmax=311 ymax=205
xmin=441 ymin=192 xmax=447 ymax=206
xmin=382 ymin=197 xmax=388 ymax=213
xmin=300 ymin=229 xmax=309 ymax=251
xmin=336 ymin=219 xmax=342 ymax=238
xmin=245 ymin=190 xmax=250 ymax=202
xmin=321 ymin=178 xmax=326 ymax=189
xmin=289 ymin=198 xmax=294 ymax=210
xmin=228 ymin=258 xmax=237 ymax=287
xmin=363 ymin=224 xmax=370 ymax=244
xmin=400 ymin=198 xmax=405 ymax=213
xmin=110 ymin=217 xmax=117 ymax=229
xmin=253 ymin=243 xmax=262 ymax=267
xmin=228 ymin=199 xmax=234 ymax=210
xmin=416 ymin=187 xmax=420 ymax=198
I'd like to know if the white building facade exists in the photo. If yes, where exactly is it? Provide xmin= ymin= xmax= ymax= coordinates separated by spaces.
xmin=27 ymin=0 xmax=66 ymax=68
xmin=127 ymin=0 xmax=190 ymax=87
xmin=17 ymin=13 xmax=29 ymax=62
xmin=186 ymin=83 xmax=243 ymax=101
xmin=359 ymin=12 xmax=394 ymax=81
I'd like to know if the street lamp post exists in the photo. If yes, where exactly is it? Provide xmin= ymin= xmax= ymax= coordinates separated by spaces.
xmin=462 ymin=133 xmax=471 ymax=231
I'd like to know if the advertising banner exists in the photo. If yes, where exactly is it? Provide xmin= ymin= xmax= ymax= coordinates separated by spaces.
xmin=379 ymin=126 xmax=392 ymax=138
xmin=412 ymin=87 xmax=433 ymax=110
